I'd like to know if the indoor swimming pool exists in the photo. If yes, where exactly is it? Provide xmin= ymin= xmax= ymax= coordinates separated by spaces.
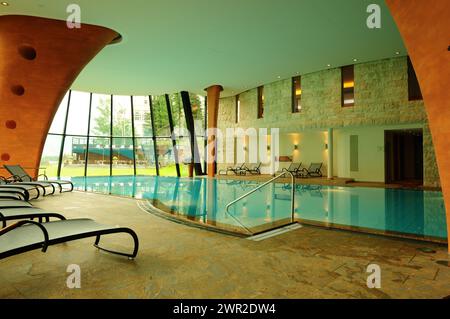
xmin=70 ymin=175 xmax=448 ymax=242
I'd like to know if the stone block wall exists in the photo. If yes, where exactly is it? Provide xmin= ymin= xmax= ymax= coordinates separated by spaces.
xmin=216 ymin=57 xmax=440 ymax=187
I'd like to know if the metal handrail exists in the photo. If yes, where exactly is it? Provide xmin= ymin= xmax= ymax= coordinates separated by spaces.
xmin=225 ymin=171 xmax=296 ymax=235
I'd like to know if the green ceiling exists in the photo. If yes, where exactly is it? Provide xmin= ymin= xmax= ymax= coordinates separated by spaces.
xmin=1 ymin=0 xmax=406 ymax=97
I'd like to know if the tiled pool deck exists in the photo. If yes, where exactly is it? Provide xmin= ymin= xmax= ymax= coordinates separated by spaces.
xmin=1 ymin=191 xmax=449 ymax=298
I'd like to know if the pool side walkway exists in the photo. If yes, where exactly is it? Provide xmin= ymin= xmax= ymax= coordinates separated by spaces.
xmin=215 ymin=174 xmax=440 ymax=191
xmin=1 ymin=191 xmax=449 ymax=299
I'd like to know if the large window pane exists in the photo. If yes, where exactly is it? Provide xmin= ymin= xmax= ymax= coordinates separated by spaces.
xmin=169 ymin=93 xmax=186 ymax=135
xmin=196 ymin=135 xmax=206 ymax=170
xmin=66 ymin=91 xmax=90 ymax=135
xmin=90 ymin=94 xmax=111 ymax=137
xmin=113 ymin=95 xmax=132 ymax=137
xmin=60 ymin=136 xmax=87 ymax=178
xmin=135 ymin=138 xmax=157 ymax=175
xmin=156 ymin=138 xmax=177 ymax=176
xmin=177 ymin=137 xmax=190 ymax=164
xmin=176 ymin=137 xmax=192 ymax=177
xmin=43 ymin=90 xmax=206 ymax=178
xmin=191 ymin=94 xmax=206 ymax=134
xmin=87 ymin=137 xmax=111 ymax=176
xmin=133 ymin=96 xmax=152 ymax=137
xmin=40 ymin=134 xmax=63 ymax=178
xmin=112 ymin=137 xmax=134 ymax=175
xmin=49 ymin=92 xmax=69 ymax=134
xmin=152 ymin=95 xmax=171 ymax=137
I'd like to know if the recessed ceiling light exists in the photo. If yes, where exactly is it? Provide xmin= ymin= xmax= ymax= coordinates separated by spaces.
xmin=1 ymin=2 xmax=9 ymax=6
xmin=327 ymin=64 xmax=331 ymax=67
xmin=277 ymin=76 xmax=281 ymax=79
xmin=395 ymin=51 xmax=400 ymax=55
xmin=353 ymin=58 xmax=357 ymax=62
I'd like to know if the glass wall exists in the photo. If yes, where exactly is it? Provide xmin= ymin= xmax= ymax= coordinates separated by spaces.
xmin=88 ymin=94 xmax=111 ymax=176
xmin=40 ymin=90 xmax=206 ymax=178
xmin=191 ymin=94 xmax=206 ymax=168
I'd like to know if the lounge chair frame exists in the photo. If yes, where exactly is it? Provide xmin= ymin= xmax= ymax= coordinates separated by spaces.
xmin=0 ymin=208 xmax=66 ymax=228
xmin=0 ymin=219 xmax=139 ymax=260
xmin=281 ymin=162 xmax=302 ymax=175
xmin=297 ymin=163 xmax=323 ymax=178
xmin=219 ymin=163 xmax=247 ymax=175
xmin=244 ymin=162 xmax=262 ymax=175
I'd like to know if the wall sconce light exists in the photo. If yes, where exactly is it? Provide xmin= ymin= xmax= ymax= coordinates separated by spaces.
xmin=294 ymin=144 xmax=298 ymax=150
xmin=325 ymin=143 xmax=328 ymax=150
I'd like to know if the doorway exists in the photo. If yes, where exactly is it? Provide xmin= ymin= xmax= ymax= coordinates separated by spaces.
xmin=385 ymin=129 xmax=423 ymax=185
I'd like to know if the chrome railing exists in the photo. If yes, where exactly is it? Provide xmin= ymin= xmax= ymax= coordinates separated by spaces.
xmin=225 ymin=171 xmax=296 ymax=235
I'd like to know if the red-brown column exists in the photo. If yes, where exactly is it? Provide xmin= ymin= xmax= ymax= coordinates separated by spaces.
xmin=0 ymin=15 xmax=119 ymax=178
xmin=205 ymin=85 xmax=223 ymax=177
xmin=386 ymin=0 xmax=450 ymax=251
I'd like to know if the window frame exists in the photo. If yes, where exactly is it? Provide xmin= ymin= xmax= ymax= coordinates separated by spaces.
xmin=41 ymin=90 xmax=207 ymax=180
xmin=341 ymin=65 xmax=355 ymax=107
xmin=235 ymin=95 xmax=240 ymax=123
xmin=292 ymin=76 xmax=302 ymax=113
xmin=407 ymin=56 xmax=423 ymax=101
xmin=257 ymin=86 xmax=264 ymax=119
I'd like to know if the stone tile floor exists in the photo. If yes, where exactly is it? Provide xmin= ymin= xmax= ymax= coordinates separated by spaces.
xmin=0 ymin=191 xmax=449 ymax=299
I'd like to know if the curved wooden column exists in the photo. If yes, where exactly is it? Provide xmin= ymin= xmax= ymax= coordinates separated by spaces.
xmin=205 ymin=84 xmax=223 ymax=177
xmin=0 ymin=15 xmax=119 ymax=178
xmin=386 ymin=0 xmax=450 ymax=251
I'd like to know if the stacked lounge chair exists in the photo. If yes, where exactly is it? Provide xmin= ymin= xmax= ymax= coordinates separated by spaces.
xmin=0 ymin=177 xmax=41 ymax=200
xmin=4 ymin=165 xmax=74 ymax=194
xmin=0 ymin=167 xmax=138 ymax=260
xmin=0 ymin=191 xmax=25 ymax=201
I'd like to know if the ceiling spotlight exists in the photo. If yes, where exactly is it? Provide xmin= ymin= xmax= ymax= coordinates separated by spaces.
xmin=395 ymin=51 xmax=400 ymax=55
xmin=327 ymin=64 xmax=331 ymax=67
xmin=277 ymin=75 xmax=281 ymax=79
xmin=1 ymin=1 xmax=9 ymax=5
xmin=353 ymin=58 xmax=357 ymax=62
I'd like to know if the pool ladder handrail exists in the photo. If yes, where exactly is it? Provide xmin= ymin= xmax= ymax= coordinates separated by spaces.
xmin=225 ymin=171 xmax=296 ymax=235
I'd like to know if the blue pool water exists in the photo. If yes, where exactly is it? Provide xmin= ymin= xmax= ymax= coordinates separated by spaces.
xmin=71 ymin=176 xmax=447 ymax=241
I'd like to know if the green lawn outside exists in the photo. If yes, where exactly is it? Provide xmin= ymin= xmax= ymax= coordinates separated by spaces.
xmin=41 ymin=164 xmax=188 ymax=178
